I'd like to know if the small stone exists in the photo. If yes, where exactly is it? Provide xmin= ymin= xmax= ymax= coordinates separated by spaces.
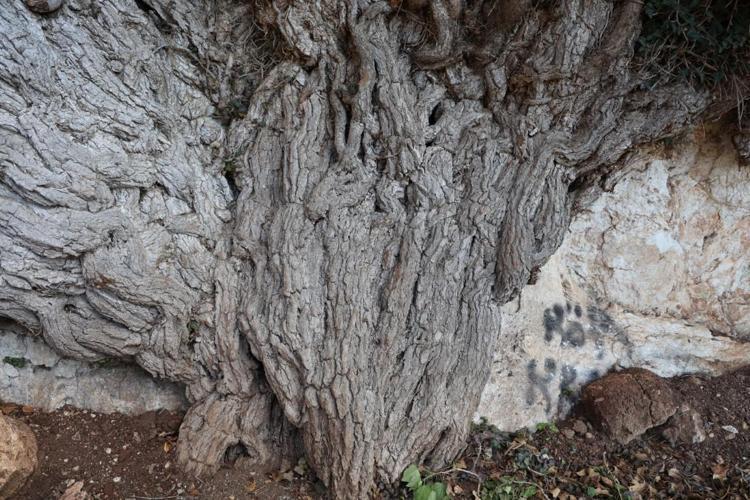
xmin=562 ymin=428 xmax=575 ymax=439
xmin=572 ymin=419 xmax=588 ymax=435
xmin=26 ymin=0 xmax=63 ymax=14
xmin=113 ymin=476 xmax=121 ymax=483
xmin=281 ymin=471 xmax=294 ymax=482
xmin=108 ymin=61 xmax=124 ymax=74
xmin=585 ymin=432 xmax=594 ymax=440
xmin=105 ymin=448 xmax=112 ymax=455
xmin=661 ymin=405 xmax=706 ymax=445
xmin=59 ymin=480 xmax=92 ymax=500
xmin=0 ymin=415 xmax=38 ymax=499
xmin=721 ymin=425 xmax=738 ymax=434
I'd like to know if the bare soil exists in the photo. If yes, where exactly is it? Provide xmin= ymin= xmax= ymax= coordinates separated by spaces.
xmin=4 ymin=406 xmax=322 ymax=500
xmin=5 ymin=366 xmax=750 ymax=499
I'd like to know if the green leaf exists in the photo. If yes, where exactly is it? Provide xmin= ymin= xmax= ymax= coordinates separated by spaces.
xmin=401 ymin=464 xmax=422 ymax=491
xmin=430 ymin=482 xmax=448 ymax=499
xmin=522 ymin=485 xmax=537 ymax=497
xmin=587 ymin=486 xmax=600 ymax=497
xmin=414 ymin=484 xmax=436 ymax=500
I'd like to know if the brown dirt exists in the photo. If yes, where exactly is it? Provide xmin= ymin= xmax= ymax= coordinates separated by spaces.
xmin=4 ymin=366 xmax=750 ymax=499
xmin=3 ymin=405 xmax=323 ymax=500
xmin=452 ymin=366 xmax=750 ymax=499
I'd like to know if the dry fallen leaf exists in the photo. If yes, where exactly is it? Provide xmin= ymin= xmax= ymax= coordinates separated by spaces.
xmin=163 ymin=441 xmax=172 ymax=453
xmin=0 ymin=403 xmax=17 ymax=415
xmin=551 ymin=487 xmax=561 ymax=498
xmin=629 ymin=477 xmax=646 ymax=493
xmin=245 ymin=479 xmax=257 ymax=492
xmin=489 ymin=470 xmax=503 ymax=480
xmin=712 ymin=463 xmax=728 ymax=480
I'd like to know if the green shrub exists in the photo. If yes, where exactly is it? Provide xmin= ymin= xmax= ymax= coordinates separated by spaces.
xmin=637 ymin=0 xmax=750 ymax=88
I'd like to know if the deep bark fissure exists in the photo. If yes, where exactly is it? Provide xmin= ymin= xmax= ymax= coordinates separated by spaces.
xmin=1 ymin=0 xmax=740 ymax=497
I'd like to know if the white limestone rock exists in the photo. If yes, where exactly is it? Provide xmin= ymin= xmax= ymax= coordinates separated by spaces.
xmin=478 ymin=132 xmax=750 ymax=430
xmin=0 ymin=325 xmax=187 ymax=414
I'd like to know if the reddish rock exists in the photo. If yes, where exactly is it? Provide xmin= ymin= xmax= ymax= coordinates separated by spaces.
xmin=581 ymin=368 xmax=677 ymax=444
xmin=0 ymin=414 xmax=38 ymax=499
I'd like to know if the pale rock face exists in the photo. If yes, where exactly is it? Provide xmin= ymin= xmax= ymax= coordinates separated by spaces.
xmin=478 ymin=133 xmax=750 ymax=430
xmin=0 ymin=414 xmax=37 ymax=499
xmin=0 ymin=324 xmax=187 ymax=414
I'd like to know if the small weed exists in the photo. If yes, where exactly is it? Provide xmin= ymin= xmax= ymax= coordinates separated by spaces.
xmin=94 ymin=358 xmax=123 ymax=369
xmin=535 ymin=422 xmax=559 ymax=434
xmin=402 ymin=465 xmax=449 ymax=500
xmin=560 ymin=387 xmax=575 ymax=398
xmin=482 ymin=477 xmax=538 ymax=500
xmin=187 ymin=320 xmax=200 ymax=335
xmin=473 ymin=416 xmax=512 ymax=451
xmin=2 ymin=356 xmax=27 ymax=369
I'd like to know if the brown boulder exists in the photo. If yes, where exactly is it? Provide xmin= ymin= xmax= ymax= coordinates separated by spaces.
xmin=581 ymin=368 xmax=677 ymax=445
xmin=0 ymin=414 xmax=38 ymax=499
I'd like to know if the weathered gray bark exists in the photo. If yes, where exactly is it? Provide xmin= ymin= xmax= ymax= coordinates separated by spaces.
xmin=0 ymin=0 xmax=732 ymax=497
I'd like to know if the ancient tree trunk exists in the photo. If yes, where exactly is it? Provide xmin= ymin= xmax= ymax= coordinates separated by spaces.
xmin=0 ymin=0 xmax=722 ymax=497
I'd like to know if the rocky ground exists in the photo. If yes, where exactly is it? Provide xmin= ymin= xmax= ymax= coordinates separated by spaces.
xmin=3 ymin=366 xmax=750 ymax=499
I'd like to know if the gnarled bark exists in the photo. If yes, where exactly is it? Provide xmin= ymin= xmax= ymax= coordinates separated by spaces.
xmin=0 ymin=0 xmax=733 ymax=497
